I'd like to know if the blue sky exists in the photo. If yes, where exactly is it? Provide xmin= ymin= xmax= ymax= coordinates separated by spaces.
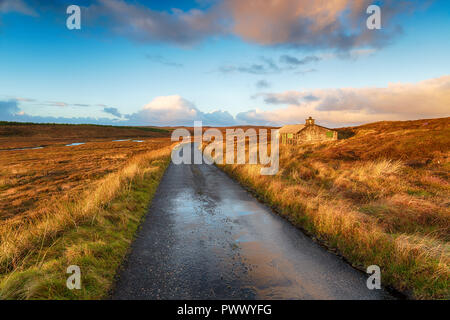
xmin=0 ymin=0 xmax=449 ymax=127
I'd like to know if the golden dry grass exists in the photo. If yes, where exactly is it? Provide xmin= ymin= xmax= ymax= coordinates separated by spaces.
xmin=212 ymin=117 xmax=450 ymax=299
xmin=0 ymin=138 xmax=170 ymax=220
xmin=0 ymin=138 xmax=173 ymax=270
xmin=0 ymin=124 xmax=174 ymax=298
xmin=0 ymin=122 xmax=168 ymax=150
xmin=0 ymin=138 xmax=174 ymax=299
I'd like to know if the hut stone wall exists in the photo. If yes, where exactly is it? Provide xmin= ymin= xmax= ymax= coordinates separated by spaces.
xmin=298 ymin=125 xmax=338 ymax=142
xmin=279 ymin=117 xmax=337 ymax=145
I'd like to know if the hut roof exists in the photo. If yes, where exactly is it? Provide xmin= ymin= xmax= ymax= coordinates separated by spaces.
xmin=279 ymin=124 xmax=306 ymax=134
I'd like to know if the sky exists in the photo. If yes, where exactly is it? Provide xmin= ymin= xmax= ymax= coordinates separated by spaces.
xmin=0 ymin=0 xmax=449 ymax=127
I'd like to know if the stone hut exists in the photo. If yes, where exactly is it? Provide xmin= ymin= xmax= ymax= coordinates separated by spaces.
xmin=279 ymin=117 xmax=338 ymax=145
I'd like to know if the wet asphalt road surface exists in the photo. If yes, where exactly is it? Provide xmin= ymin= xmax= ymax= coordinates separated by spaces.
xmin=112 ymin=143 xmax=393 ymax=300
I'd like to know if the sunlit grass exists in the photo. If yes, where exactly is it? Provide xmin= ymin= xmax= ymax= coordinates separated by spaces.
xmin=212 ymin=118 xmax=450 ymax=299
xmin=0 ymin=143 xmax=174 ymax=299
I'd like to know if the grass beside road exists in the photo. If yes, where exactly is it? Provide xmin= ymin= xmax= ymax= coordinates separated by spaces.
xmin=213 ymin=118 xmax=449 ymax=299
xmin=0 ymin=145 xmax=173 ymax=299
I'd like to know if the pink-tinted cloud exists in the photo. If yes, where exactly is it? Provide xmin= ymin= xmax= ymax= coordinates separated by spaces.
xmin=122 ymin=76 xmax=450 ymax=127
xmin=240 ymin=75 xmax=450 ymax=126
xmin=225 ymin=0 xmax=412 ymax=49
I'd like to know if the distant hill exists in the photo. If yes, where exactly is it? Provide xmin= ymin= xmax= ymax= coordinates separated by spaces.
xmin=0 ymin=122 xmax=170 ymax=149
xmin=323 ymin=117 xmax=450 ymax=166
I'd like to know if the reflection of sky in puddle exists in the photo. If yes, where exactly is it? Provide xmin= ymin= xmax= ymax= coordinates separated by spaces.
xmin=236 ymin=211 xmax=253 ymax=216
xmin=234 ymin=234 xmax=253 ymax=243
xmin=133 ymin=140 xmax=144 ymax=143
xmin=218 ymin=200 xmax=270 ymax=225
xmin=215 ymin=195 xmax=333 ymax=298
xmin=238 ymin=241 xmax=326 ymax=299
xmin=65 ymin=142 xmax=85 ymax=146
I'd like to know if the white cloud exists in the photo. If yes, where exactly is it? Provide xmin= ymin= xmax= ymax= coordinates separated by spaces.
xmin=126 ymin=95 xmax=236 ymax=126
xmin=103 ymin=107 xmax=122 ymax=118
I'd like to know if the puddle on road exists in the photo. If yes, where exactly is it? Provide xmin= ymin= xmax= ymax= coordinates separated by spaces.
xmin=168 ymin=182 xmax=318 ymax=298
xmin=208 ymin=189 xmax=339 ymax=299
xmin=234 ymin=233 xmax=252 ymax=243
xmin=237 ymin=241 xmax=331 ymax=299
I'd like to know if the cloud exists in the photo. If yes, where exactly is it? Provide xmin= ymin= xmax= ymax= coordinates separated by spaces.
xmin=341 ymin=48 xmax=377 ymax=59
xmin=125 ymin=76 xmax=450 ymax=127
xmin=0 ymin=100 xmax=20 ymax=120
xmin=256 ymin=80 xmax=270 ymax=89
xmin=95 ymin=0 xmax=417 ymax=50
xmin=44 ymin=101 xmax=69 ymax=107
xmin=220 ymin=54 xmax=323 ymax=75
xmin=6 ymin=0 xmax=419 ymax=51
xmin=253 ymin=91 xmax=303 ymax=105
xmin=125 ymin=95 xmax=236 ymax=126
xmin=85 ymin=0 xmax=226 ymax=46
xmin=15 ymin=97 xmax=36 ymax=102
xmin=0 ymin=98 xmax=125 ymax=124
xmin=145 ymin=54 xmax=183 ymax=67
xmin=0 ymin=0 xmax=37 ymax=16
xmin=17 ymin=100 xmax=88 ymax=108
xmin=201 ymin=110 xmax=236 ymax=126
xmin=13 ymin=97 xmax=104 ymax=108
xmin=320 ymin=48 xmax=378 ymax=60
xmin=1 ymin=0 xmax=225 ymax=46
xmin=219 ymin=57 xmax=280 ymax=75
xmin=280 ymin=55 xmax=321 ymax=67
xmin=242 ymin=75 xmax=450 ymax=126
xmin=1 ymin=96 xmax=236 ymax=127
xmin=0 ymin=99 xmax=118 ymax=124
xmin=314 ymin=76 xmax=450 ymax=115
xmin=103 ymin=107 xmax=122 ymax=118
xmin=294 ymin=68 xmax=318 ymax=75
xmin=226 ymin=0 xmax=413 ymax=50
xmin=254 ymin=91 xmax=320 ymax=105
